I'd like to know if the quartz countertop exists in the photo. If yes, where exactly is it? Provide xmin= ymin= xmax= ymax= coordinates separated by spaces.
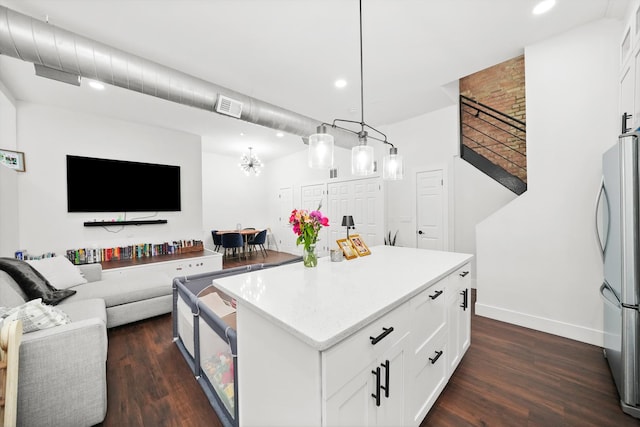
xmin=212 ymin=245 xmax=473 ymax=351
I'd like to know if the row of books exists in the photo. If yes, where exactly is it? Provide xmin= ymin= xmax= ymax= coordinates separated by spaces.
xmin=65 ymin=239 xmax=204 ymax=265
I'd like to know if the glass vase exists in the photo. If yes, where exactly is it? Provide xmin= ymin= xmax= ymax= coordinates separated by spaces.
xmin=303 ymin=245 xmax=318 ymax=268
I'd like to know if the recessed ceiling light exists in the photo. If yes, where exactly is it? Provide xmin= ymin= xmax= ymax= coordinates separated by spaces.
xmin=88 ymin=80 xmax=105 ymax=90
xmin=334 ymin=79 xmax=347 ymax=89
xmin=532 ymin=0 xmax=556 ymax=15
xmin=276 ymin=131 xmax=284 ymax=138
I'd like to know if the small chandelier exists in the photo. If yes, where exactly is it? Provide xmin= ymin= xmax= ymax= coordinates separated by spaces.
xmin=308 ymin=0 xmax=404 ymax=181
xmin=238 ymin=147 xmax=263 ymax=176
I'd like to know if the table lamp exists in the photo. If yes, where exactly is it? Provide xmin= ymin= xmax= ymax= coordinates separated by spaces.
xmin=342 ymin=215 xmax=355 ymax=238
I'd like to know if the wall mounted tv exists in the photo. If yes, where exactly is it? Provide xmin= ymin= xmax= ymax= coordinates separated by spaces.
xmin=66 ymin=155 xmax=181 ymax=212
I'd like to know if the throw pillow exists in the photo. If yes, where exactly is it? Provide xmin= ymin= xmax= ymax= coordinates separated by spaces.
xmin=0 ymin=258 xmax=76 ymax=305
xmin=26 ymin=256 xmax=88 ymax=289
xmin=0 ymin=298 xmax=71 ymax=333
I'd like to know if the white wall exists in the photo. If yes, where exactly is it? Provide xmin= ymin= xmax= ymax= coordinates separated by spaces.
xmin=453 ymin=158 xmax=517 ymax=285
xmin=0 ymin=80 xmax=19 ymax=257
xmin=382 ymin=106 xmax=459 ymax=249
xmin=475 ymin=19 xmax=622 ymax=346
xmin=201 ymin=147 xmax=270 ymax=249
xmin=381 ymin=101 xmax=515 ymax=279
xmin=15 ymin=103 xmax=204 ymax=256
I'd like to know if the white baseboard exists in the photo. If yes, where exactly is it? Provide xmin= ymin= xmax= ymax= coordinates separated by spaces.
xmin=474 ymin=302 xmax=604 ymax=347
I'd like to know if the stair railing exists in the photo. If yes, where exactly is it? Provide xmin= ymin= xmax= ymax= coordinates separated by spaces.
xmin=459 ymin=95 xmax=527 ymax=184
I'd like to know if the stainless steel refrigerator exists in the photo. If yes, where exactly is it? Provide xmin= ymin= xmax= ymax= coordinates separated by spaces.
xmin=597 ymin=131 xmax=640 ymax=418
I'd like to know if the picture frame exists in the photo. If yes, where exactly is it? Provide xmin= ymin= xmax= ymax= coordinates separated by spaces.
xmin=336 ymin=238 xmax=358 ymax=260
xmin=0 ymin=148 xmax=25 ymax=172
xmin=349 ymin=234 xmax=371 ymax=256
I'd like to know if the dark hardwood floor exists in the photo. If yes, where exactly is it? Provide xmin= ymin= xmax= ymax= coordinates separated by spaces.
xmin=98 ymin=253 xmax=640 ymax=426
xmin=222 ymin=248 xmax=299 ymax=269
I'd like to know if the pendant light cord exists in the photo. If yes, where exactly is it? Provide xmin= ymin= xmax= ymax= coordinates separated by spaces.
xmin=359 ymin=0 xmax=365 ymax=130
xmin=320 ymin=0 xmax=394 ymax=148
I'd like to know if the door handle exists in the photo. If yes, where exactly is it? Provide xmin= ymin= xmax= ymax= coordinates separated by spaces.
xmin=429 ymin=350 xmax=444 ymax=364
xmin=370 ymin=327 xmax=394 ymax=345
xmin=429 ymin=290 xmax=443 ymax=300
xmin=418 ymin=230 xmax=424 ymax=235
xmin=594 ymin=177 xmax=610 ymax=260
xmin=459 ymin=271 xmax=469 ymax=277
xmin=460 ymin=288 xmax=468 ymax=311
xmin=380 ymin=360 xmax=390 ymax=398
xmin=371 ymin=366 xmax=381 ymax=407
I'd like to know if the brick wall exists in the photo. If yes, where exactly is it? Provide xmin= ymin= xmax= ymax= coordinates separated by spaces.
xmin=459 ymin=55 xmax=527 ymax=182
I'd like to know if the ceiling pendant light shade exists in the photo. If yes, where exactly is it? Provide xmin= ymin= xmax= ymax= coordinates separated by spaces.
xmin=351 ymin=135 xmax=375 ymax=176
xmin=383 ymin=146 xmax=404 ymax=180
xmin=308 ymin=124 xmax=335 ymax=169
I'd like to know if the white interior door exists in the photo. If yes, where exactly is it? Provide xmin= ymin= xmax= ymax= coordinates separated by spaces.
xmin=301 ymin=184 xmax=328 ymax=254
xmin=416 ymin=170 xmax=445 ymax=250
xmin=328 ymin=177 xmax=383 ymax=250
xmin=278 ymin=187 xmax=295 ymax=254
xmin=353 ymin=179 xmax=383 ymax=246
xmin=327 ymin=181 xmax=350 ymax=251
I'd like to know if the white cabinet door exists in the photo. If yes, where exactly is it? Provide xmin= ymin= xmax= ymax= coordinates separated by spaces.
xmin=325 ymin=334 xmax=408 ymax=427
xmin=447 ymin=264 xmax=471 ymax=376
xmin=325 ymin=361 xmax=377 ymax=427
xmin=375 ymin=339 xmax=407 ymax=426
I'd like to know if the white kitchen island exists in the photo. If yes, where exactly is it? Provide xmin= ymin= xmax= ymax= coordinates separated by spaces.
xmin=212 ymin=245 xmax=473 ymax=427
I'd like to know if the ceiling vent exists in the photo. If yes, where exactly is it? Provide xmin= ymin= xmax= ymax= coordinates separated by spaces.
xmin=216 ymin=95 xmax=243 ymax=118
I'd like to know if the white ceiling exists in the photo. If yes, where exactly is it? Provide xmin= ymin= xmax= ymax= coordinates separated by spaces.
xmin=0 ymin=0 xmax=629 ymax=161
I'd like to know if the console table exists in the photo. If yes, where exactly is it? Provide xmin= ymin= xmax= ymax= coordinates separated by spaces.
xmin=101 ymin=249 xmax=223 ymax=279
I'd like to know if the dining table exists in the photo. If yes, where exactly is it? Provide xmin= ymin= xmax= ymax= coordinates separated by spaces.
xmin=216 ymin=229 xmax=263 ymax=257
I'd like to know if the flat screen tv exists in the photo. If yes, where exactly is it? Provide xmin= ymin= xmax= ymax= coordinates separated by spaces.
xmin=66 ymin=155 xmax=181 ymax=212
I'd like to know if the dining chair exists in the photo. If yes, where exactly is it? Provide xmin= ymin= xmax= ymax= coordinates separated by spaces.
xmin=211 ymin=230 xmax=222 ymax=251
xmin=243 ymin=227 xmax=256 ymax=244
xmin=247 ymin=229 xmax=268 ymax=257
xmin=222 ymin=232 xmax=244 ymax=259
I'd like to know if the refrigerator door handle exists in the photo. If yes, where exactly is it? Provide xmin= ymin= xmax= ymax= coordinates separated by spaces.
xmin=600 ymin=281 xmax=621 ymax=309
xmin=595 ymin=177 xmax=611 ymax=260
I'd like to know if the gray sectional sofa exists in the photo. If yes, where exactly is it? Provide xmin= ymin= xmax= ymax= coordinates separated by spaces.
xmin=0 ymin=261 xmax=175 ymax=427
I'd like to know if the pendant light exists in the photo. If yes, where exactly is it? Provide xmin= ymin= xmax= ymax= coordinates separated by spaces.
xmin=309 ymin=0 xmax=404 ymax=180
xmin=308 ymin=124 xmax=334 ymax=168
xmin=238 ymin=147 xmax=263 ymax=176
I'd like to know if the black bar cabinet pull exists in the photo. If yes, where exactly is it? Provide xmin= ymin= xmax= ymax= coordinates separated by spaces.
xmin=371 ymin=367 xmax=381 ymax=407
xmin=429 ymin=290 xmax=443 ymax=300
xmin=370 ymin=327 xmax=394 ymax=345
xmin=460 ymin=288 xmax=468 ymax=311
xmin=429 ymin=350 xmax=444 ymax=364
xmin=459 ymin=270 xmax=469 ymax=277
xmin=380 ymin=360 xmax=390 ymax=398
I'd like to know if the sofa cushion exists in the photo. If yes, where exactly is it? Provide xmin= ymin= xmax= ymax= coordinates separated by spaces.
xmin=0 ymin=258 xmax=76 ymax=305
xmin=57 ymin=298 xmax=107 ymax=325
xmin=0 ymin=270 xmax=28 ymax=307
xmin=26 ymin=256 xmax=87 ymax=289
xmin=0 ymin=298 xmax=71 ymax=333
xmin=64 ymin=272 xmax=171 ymax=308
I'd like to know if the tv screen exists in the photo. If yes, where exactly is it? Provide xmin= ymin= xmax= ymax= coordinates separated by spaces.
xmin=66 ymin=155 xmax=181 ymax=212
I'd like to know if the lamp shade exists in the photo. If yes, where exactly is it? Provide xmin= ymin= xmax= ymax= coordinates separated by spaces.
xmin=341 ymin=215 xmax=355 ymax=227
xmin=383 ymin=147 xmax=404 ymax=180
xmin=351 ymin=143 xmax=375 ymax=176
xmin=308 ymin=125 xmax=335 ymax=169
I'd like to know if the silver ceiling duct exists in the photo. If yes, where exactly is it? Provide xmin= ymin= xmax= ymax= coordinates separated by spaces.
xmin=0 ymin=5 xmax=359 ymax=147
